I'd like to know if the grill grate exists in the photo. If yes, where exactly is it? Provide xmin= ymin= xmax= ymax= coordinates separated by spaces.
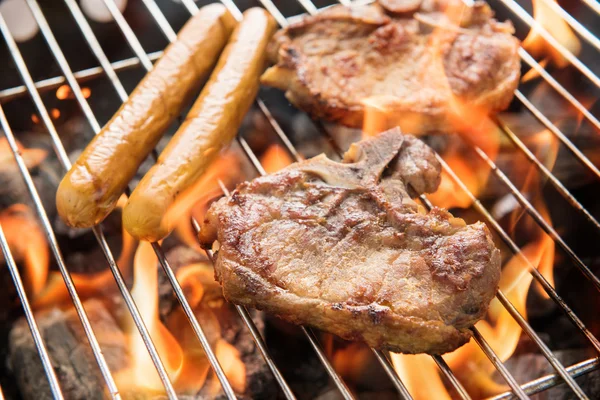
xmin=0 ymin=0 xmax=598 ymax=399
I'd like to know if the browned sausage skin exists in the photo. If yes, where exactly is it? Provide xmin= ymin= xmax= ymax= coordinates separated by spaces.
xmin=123 ymin=8 xmax=277 ymax=242
xmin=56 ymin=4 xmax=236 ymax=228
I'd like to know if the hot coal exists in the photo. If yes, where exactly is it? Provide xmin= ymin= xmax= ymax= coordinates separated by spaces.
xmin=8 ymin=299 xmax=128 ymax=400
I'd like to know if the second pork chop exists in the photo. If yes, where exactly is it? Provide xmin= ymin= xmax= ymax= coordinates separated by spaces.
xmin=199 ymin=128 xmax=501 ymax=354
xmin=261 ymin=0 xmax=520 ymax=135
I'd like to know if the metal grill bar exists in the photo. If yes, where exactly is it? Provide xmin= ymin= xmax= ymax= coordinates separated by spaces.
xmin=581 ymin=0 xmax=600 ymax=16
xmin=513 ymin=90 xmax=600 ymax=180
xmin=538 ymin=0 xmax=600 ymax=52
xmin=518 ymin=49 xmax=600 ymax=132
xmin=0 ymin=225 xmax=64 ymax=400
xmin=0 ymin=104 xmax=121 ymax=399
xmin=58 ymin=0 xmax=235 ymax=396
xmin=471 ymin=327 xmax=529 ymax=399
xmin=432 ymin=355 xmax=471 ymax=400
xmin=270 ymin=0 xmax=584 ymax=397
xmin=371 ymin=350 xmax=414 ymax=400
xmin=497 ymin=0 xmax=600 ymax=88
xmin=494 ymin=118 xmax=600 ymax=232
xmin=15 ymin=1 xmax=178 ymax=396
xmin=470 ymin=143 xmax=600 ymax=292
xmin=0 ymin=51 xmax=162 ymax=102
xmin=495 ymin=291 xmax=587 ymax=398
xmin=493 ymin=357 xmax=600 ymax=399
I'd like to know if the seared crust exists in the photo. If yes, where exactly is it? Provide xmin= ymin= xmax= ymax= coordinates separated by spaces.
xmin=199 ymin=129 xmax=501 ymax=354
xmin=260 ymin=0 xmax=520 ymax=134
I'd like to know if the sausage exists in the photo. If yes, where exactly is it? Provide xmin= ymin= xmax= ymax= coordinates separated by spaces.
xmin=56 ymin=4 xmax=237 ymax=228
xmin=123 ymin=8 xmax=277 ymax=242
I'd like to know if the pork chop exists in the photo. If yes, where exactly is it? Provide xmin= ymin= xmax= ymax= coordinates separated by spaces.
xmin=199 ymin=128 xmax=501 ymax=354
xmin=261 ymin=0 xmax=520 ymax=135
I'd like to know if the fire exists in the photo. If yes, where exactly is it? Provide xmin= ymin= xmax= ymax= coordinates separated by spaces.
xmin=0 ymin=139 xmax=49 ymax=297
xmin=392 ymin=354 xmax=452 ymax=400
xmin=261 ymin=144 xmax=294 ymax=173
xmin=357 ymin=3 xmax=562 ymax=395
xmin=115 ymin=244 xmax=246 ymax=396
xmin=118 ymin=241 xmax=184 ymax=392
xmin=173 ymin=152 xmax=242 ymax=251
xmin=0 ymin=137 xmax=47 ymax=168
xmin=56 ymin=84 xmax=91 ymax=100
xmin=0 ymin=204 xmax=49 ymax=298
xmin=523 ymin=0 xmax=581 ymax=68
xmin=33 ymin=195 xmax=137 ymax=308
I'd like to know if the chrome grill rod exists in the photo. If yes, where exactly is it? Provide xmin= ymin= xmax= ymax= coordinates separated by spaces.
xmin=63 ymin=0 xmax=238 ymax=396
xmin=498 ymin=0 xmax=600 ymax=88
xmin=97 ymin=0 xmax=323 ymax=397
xmin=419 ymin=185 xmax=585 ymax=399
xmin=0 ymin=51 xmax=162 ymax=103
xmin=0 ymin=224 xmax=64 ymax=400
xmin=5 ymin=0 xmax=190 ymax=397
xmin=537 ymin=0 xmax=600 ymax=52
xmin=279 ymin=1 xmax=593 ymax=396
xmin=518 ymin=48 xmax=600 ymax=132
xmin=0 ymin=8 xmax=122 ymax=397
xmin=493 ymin=357 xmax=600 ymax=399
xmin=494 ymin=117 xmax=600 ymax=233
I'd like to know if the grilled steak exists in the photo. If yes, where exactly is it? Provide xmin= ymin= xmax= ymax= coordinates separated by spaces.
xmin=261 ymin=0 xmax=520 ymax=135
xmin=199 ymin=129 xmax=501 ymax=354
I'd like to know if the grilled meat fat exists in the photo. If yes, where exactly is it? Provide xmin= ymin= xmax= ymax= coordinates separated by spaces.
xmin=261 ymin=0 xmax=520 ymax=135
xmin=199 ymin=129 xmax=501 ymax=354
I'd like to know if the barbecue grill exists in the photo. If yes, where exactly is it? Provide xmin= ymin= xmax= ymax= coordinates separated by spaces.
xmin=0 ymin=0 xmax=598 ymax=399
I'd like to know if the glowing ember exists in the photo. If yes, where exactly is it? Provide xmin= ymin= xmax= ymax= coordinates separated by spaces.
xmin=523 ymin=0 xmax=581 ymax=68
xmin=56 ymin=84 xmax=91 ymax=100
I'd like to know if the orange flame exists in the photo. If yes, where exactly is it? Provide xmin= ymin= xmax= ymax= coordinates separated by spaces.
xmin=33 ymin=195 xmax=137 ymax=308
xmin=261 ymin=144 xmax=294 ymax=173
xmin=173 ymin=152 xmax=242 ymax=251
xmin=0 ymin=204 xmax=49 ymax=298
xmin=523 ymin=0 xmax=581 ymax=68
xmin=392 ymin=354 xmax=452 ymax=400
xmin=117 ymin=241 xmax=184 ymax=392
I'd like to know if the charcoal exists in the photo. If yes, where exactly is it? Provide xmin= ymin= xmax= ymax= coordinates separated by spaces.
xmin=7 ymin=299 xmax=128 ymax=400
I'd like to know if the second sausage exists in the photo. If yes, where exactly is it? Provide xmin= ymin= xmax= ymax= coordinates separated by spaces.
xmin=56 ymin=4 xmax=236 ymax=228
xmin=123 ymin=8 xmax=277 ymax=242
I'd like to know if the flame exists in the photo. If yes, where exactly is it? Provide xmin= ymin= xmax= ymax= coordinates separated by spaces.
xmin=163 ymin=261 xmax=246 ymax=395
xmin=521 ymin=59 xmax=549 ymax=83
xmin=0 ymin=204 xmax=49 ymax=298
xmin=173 ymin=152 xmax=242 ymax=251
xmin=392 ymin=354 xmax=452 ymax=400
xmin=0 ymin=137 xmax=47 ymax=168
xmin=33 ymin=195 xmax=137 ymax=308
xmin=117 ymin=241 xmax=184 ymax=393
xmin=214 ymin=340 xmax=246 ymax=393
xmin=523 ymin=0 xmax=581 ymax=68
xmin=261 ymin=144 xmax=294 ymax=173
